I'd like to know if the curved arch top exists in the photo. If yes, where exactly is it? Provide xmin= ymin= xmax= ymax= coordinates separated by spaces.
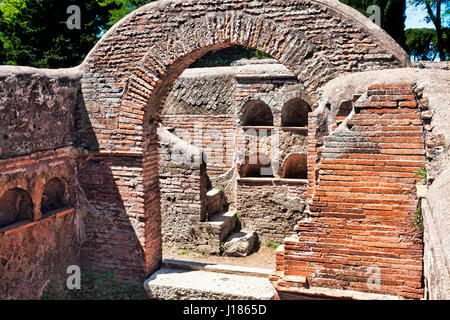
xmin=79 ymin=0 xmax=411 ymax=154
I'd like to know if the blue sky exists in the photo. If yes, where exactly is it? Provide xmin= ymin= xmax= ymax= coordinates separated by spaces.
xmin=405 ymin=3 xmax=435 ymax=29
xmin=405 ymin=2 xmax=450 ymax=29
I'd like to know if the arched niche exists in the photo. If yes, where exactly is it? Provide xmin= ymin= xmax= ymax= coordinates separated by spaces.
xmin=281 ymin=98 xmax=312 ymax=127
xmin=41 ymin=178 xmax=67 ymax=214
xmin=0 ymin=188 xmax=34 ymax=228
xmin=336 ymin=100 xmax=353 ymax=117
xmin=240 ymin=153 xmax=274 ymax=178
xmin=282 ymin=154 xmax=307 ymax=179
xmin=242 ymin=100 xmax=274 ymax=127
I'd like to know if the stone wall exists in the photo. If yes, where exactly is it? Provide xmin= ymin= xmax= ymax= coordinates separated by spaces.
xmin=272 ymin=83 xmax=427 ymax=299
xmin=236 ymin=179 xmax=308 ymax=243
xmin=0 ymin=147 xmax=80 ymax=299
xmin=0 ymin=67 xmax=80 ymax=159
xmin=160 ymin=62 xmax=311 ymax=248
xmin=0 ymin=67 xmax=82 ymax=299
xmin=77 ymin=0 xmax=410 ymax=283
xmin=162 ymin=115 xmax=235 ymax=176
xmin=158 ymin=127 xmax=209 ymax=249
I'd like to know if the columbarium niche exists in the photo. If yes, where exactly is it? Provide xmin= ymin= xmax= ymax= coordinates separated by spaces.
xmin=40 ymin=178 xmax=67 ymax=214
xmin=240 ymin=153 xmax=274 ymax=178
xmin=282 ymin=154 xmax=307 ymax=179
xmin=281 ymin=98 xmax=311 ymax=128
xmin=242 ymin=100 xmax=274 ymax=127
xmin=0 ymin=188 xmax=34 ymax=228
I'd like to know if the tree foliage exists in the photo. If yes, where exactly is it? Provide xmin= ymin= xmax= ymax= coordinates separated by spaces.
xmin=97 ymin=0 xmax=151 ymax=28
xmin=0 ymin=0 xmax=269 ymax=68
xmin=1 ymin=0 xmax=446 ymax=67
xmin=406 ymin=28 xmax=437 ymax=60
xmin=409 ymin=0 xmax=450 ymax=60
xmin=341 ymin=0 xmax=407 ymax=48
xmin=0 ymin=0 xmax=120 ymax=67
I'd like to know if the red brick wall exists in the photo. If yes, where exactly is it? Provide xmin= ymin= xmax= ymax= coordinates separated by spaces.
xmin=273 ymin=84 xmax=426 ymax=299
xmin=0 ymin=148 xmax=80 ymax=299
xmin=162 ymin=115 xmax=235 ymax=177
xmin=77 ymin=154 xmax=150 ymax=281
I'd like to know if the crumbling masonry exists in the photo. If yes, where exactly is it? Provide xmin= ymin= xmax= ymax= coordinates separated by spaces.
xmin=0 ymin=0 xmax=449 ymax=300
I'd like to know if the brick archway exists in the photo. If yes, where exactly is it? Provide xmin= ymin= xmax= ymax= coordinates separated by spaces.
xmin=78 ymin=0 xmax=411 ymax=279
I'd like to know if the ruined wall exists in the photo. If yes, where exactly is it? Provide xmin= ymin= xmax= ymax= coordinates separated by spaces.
xmin=0 ymin=147 xmax=80 ymax=299
xmin=77 ymin=153 xmax=149 ymax=281
xmin=0 ymin=67 xmax=82 ymax=299
xmin=162 ymin=115 xmax=235 ymax=176
xmin=272 ymin=83 xmax=426 ymax=299
xmin=0 ymin=67 xmax=79 ymax=159
xmin=160 ymin=62 xmax=312 ymax=249
xmin=77 ymin=0 xmax=410 ymax=281
xmin=158 ymin=127 xmax=209 ymax=249
xmin=236 ymin=179 xmax=308 ymax=243
xmin=305 ymin=68 xmax=450 ymax=299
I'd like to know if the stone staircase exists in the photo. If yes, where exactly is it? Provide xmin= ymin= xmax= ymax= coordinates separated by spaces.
xmin=197 ymin=187 xmax=255 ymax=256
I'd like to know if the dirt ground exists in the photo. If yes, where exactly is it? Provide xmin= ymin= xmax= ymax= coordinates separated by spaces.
xmin=163 ymin=245 xmax=277 ymax=270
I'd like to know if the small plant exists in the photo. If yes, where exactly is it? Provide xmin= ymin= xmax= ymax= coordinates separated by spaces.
xmin=414 ymin=167 xmax=428 ymax=185
xmin=414 ymin=201 xmax=424 ymax=232
xmin=220 ymin=243 xmax=227 ymax=255
xmin=265 ymin=240 xmax=281 ymax=249
xmin=178 ymin=249 xmax=187 ymax=255
xmin=216 ymin=185 xmax=225 ymax=192
xmin=272 ymin=242 xmax=281 ymax=249
xmin=196 ymin=251 xmax=209 ymax=258
xmin=234 ymin=212 xmax=243 ymax=232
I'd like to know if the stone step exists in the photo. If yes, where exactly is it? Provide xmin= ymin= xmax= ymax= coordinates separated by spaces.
xmin=205 ymin=188 xmax=226 ymax=218
xmin=162 ymin=259 xmax=272 ymax=278
xmin=207 ymin=209 xmax=237 ymax=242
xmin=144 ymin=267 xmax=277 ymax=300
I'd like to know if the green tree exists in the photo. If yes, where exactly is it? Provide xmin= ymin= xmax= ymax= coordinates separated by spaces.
xmin=341 ymin=0 xmax=407 ymax=48
xmin=410 ymin=0 xmax=450 ymax=61
xmin=97 ymin=0 xmax=152 ymax=28
xmin=405 ymin=28 xmax=438 ymax=60
xmin=0 ymin=0 xmax=120 ymax=68
xmin=0 ymin=0 xmax=268 ymax=68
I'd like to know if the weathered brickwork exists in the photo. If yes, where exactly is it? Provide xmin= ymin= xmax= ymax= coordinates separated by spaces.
xmin=237 ymin=179 xmax=308 ymax=242
xmin=162 ymin=115 xmax=236 ymax=176
xmin=272 ymin=84 xmax=426 ymax=299
xmin=0 ymin=68 xmax=80 ymax=159
xmin=77 ymin=153 xmax=151 ymax=281
xmin=3 ymin=0 xmax=443 ymax=300
xmin=0 ymin=147 xmax=80 ymax=299
xmin=160 ymin=63 xmax=312 ymax=251
xmin=78 ymin=0 xmax=409 ymax=282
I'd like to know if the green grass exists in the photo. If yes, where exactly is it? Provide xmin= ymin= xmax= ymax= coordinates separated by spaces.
xmin=414 ymin=201 xmax=424 ymax=232
xmin=265 ymin=240 xmax=281 ymax=249
xmin=414 ymin=167 xmax=428 ymax=185
xmin=41 ymin=271 xmax=148 ymax=300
